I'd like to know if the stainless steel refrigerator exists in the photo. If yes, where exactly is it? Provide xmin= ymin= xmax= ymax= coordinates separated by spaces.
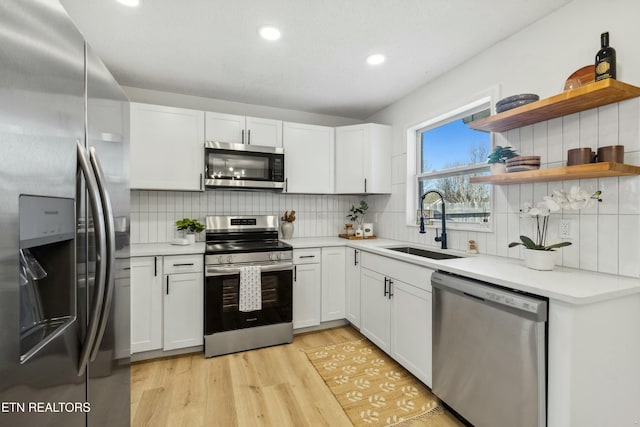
xmin=0 ymin=1 xmax=130 ymax=426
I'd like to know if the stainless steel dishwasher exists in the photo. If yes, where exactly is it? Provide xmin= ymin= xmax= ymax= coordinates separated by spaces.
xmin=431 ymin=271 xmax=547 ymax=427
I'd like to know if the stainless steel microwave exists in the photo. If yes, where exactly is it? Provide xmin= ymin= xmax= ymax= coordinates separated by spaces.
xmin=204 ymin=141 xmax=285 ymax=190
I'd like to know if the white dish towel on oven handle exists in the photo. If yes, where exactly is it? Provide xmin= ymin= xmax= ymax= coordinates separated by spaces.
xmin=239 ymin=265 xmax=262 ymax=312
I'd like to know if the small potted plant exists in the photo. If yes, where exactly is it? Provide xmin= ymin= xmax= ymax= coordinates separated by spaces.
xmin=487 ymin=145 xmax=518 ymax=174
xmin=280 ymin=210 xmax=296 ymax=240
xmin=346 ymin=200 xmax=368 ymax=238
xmin=175 ymin=218 xmax=204 ymax=245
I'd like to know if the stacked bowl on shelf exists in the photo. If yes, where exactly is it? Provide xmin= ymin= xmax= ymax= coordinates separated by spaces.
xmin=496 ymin=94 xmax=539 ymax=113
xmin=505 ymin=156 xmax=541 ymax=172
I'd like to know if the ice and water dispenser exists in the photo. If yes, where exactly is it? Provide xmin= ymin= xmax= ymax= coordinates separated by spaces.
xmin=19 ymin=195 xmax=75 ymax=363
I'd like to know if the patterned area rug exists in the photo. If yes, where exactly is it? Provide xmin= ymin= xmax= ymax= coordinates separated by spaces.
xmin=305 ymin=339 xmax=445 ymax=427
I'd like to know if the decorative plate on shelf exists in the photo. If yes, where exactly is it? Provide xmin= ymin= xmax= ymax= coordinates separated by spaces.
xmin=564 ymin=65 xmax=595 ymax=91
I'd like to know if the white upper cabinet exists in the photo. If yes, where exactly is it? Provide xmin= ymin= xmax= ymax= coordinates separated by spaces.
xmin=130 ymin=103 xmax=205 ymax=191
xmin=205 ymin=112 xmax=282 ymax=147
xmin=282 ymin=122 xmax=335 ymax=193
xmin=335 ymin=123 xmax=391 ymax=194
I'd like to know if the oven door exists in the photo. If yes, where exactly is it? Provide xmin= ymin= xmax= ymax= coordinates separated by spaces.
xmin=204 ymin=142 xmax=284 ymax=189
xmin=205 ymin=262 xmax=293 ymax=334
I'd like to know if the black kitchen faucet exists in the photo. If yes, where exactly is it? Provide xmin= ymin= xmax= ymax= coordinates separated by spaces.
xmin=419 ymin=190 xmax=447 ymax=250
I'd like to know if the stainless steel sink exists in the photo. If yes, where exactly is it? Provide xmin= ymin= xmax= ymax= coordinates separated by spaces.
xmin=386 ymin=246 xmax=462 ymax=260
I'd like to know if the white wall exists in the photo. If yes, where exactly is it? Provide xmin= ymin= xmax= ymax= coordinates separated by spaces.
xmin=123 ymin=86 xmax=363 ymax=127
xmin=366 ymin=0 xmax=640 ymax=278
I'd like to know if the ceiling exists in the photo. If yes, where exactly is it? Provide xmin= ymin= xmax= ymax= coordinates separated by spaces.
xmin=60 ymin=0 xmax=572 ymax=119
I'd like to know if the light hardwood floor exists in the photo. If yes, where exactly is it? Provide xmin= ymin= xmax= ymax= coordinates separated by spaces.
xmin=130 ymin=326 xmax=464 ymax=427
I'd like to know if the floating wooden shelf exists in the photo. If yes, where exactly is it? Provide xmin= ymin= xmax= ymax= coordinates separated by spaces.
xmin=469 ymin=79 xmax=640 ymax=132
xmin=470 ymin=162 xmax=640 ymax=185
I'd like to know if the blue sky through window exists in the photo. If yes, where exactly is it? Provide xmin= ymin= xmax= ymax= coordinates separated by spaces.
xmin=421 ymin=119 xmax=490 ymax=172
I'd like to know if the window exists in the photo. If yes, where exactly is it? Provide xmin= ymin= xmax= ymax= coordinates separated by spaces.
xmin=407 ymin=97 xmax=494 ymax=230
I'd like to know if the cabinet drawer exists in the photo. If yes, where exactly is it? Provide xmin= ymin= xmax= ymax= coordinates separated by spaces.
xmin=163 ymin=255 xmax=204 ymax=274
xmin=293 ymin=248 xmax=321 ymax=264
xmin=361 ymin=251 xmax=432 ymax=292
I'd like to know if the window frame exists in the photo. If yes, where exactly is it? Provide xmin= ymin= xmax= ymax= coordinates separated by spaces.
xmin=405 ymin=94 xmax=496 ymax=233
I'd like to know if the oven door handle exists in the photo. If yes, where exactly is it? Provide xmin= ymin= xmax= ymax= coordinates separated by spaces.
xmin=206 ymin=262 xmax=293 ymax=277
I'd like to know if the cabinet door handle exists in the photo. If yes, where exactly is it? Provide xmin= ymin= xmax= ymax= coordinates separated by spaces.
xmin=166 ymin=276 xmax=169 ymax=295
xmin=364 ymin=178 xmax=367 ymax=193
xmin=154 ymin=256 xmax=157 ymax=277
xmin=200 ymin=173 xmax=203 ymax=190
xmin=383 ymin=277 xmax=389 ymax=297
xmin=388 ymin=279 xmax=394 ymax=299
xmin=299 ymin=255 xmax=315 ymax=259
xmin=173 ymin=263 xmax=194 ymax=267
xmin=123 ymin=267 xmax=131 ymax=270
xmin=285 ymin=178 xmax=288 ymax=192
xmin=354 ymin=249 xmax=359 ymax=266
xmin=247 ymin=129 xmax=251 ymax=145
xmin=294 ymin=265 xmax=297 ymax=282
xmin=241 ymin=129 xmax=245 ymax=144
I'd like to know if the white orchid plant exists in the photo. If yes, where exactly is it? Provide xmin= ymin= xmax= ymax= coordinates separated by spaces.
xmin=509 ymin=186 xmax=602 ymax=251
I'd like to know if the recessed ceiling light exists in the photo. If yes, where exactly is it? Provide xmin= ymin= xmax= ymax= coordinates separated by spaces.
xmin=116 ymin=0 xmax=140 ymax=7
xmin=259 ymin=26 xmax=281 ymax=41
xmin=366 ymin=54 xmax=386 ymax=65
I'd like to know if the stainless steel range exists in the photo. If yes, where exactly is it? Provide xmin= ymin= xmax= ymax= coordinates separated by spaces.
xmin=204 ymin=215 xmax=293 ymax=357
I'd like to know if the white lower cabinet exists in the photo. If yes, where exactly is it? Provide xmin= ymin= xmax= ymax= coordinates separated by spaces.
xmin=390 ymin=279 xmax=432 ymax=386
xmin=130 ymin=256 xmax=163 ymax=353
xmin=293 ymin=249 xmax=322 ymax=329
xmin=360 ymin=251 xmax=433 ymax=386
xmin=131 ymin=254 xmax=204 ymax=355
xmin=345 ymin=248 xmax=361 ymax=327
xmin=360 ymin=268 xmax=391 ymax=352
xmin=321 ymin=247 xmax=346 ymax=321
xmin=163 ymin=255 xmax=204 ymax=351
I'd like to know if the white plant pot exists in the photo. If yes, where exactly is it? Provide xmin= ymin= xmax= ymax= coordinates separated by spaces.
xmin=185 ymin=233 xmax=196 ymax=245
xmin=523 ymin=249 xmax=557 ymax=271
xmin=490 ymin=163 xmax=507 ymax=175
xmin=281 ymin=222 xmax=294 ymax=240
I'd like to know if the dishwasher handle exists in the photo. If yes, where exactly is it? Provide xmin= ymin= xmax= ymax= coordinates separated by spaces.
xmin=431 ymin=271 xmax=547 ymax=322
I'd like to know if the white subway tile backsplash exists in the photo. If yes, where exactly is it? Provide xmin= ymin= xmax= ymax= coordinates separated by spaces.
xmin=579 ymin=214 xmax=598 ymax=271
xmin=597 ymin=177 xmax=619 ymax=215
xmin=597 ymin=215 xmax=618 ymax=275
xmin=619 ymin=176 xmax=640 ymax=214
xmin=618 ymin=215 xmax=640 ymax=278
xmin=597 ymin=103 xmax=619 ymax=148
xmin=547 ymin=118 xmax=563 ymax=163
xmin=533 ymin=122 xmax=548 ymax=164
xmin=618 ymin=99 xmax=640 ymax=152
xmin=579 ymin=109 xmax=598 ymax=150
xmin=562 ymin=113 xmax=580 ymax=162
xmin=520 ymin=126 xmax=533 ymax=156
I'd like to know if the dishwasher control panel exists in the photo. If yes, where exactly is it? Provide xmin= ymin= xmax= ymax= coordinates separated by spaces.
xmin=484 ymin=291 xmax=541 ymax=314
xmin=432 ymin=271 xmax=547 ymax=320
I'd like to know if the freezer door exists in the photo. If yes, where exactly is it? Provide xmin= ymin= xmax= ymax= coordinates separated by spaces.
xmin=0 ymin=1 xmax=86 ymax=426
xmin=85 ymin=43 xmax=131 ymax=427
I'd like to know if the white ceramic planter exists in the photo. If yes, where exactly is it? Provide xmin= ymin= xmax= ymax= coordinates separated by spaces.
xmin=281 ymin=222 xmax=294 ymax=240
xmin=490 ymin=163 xmax=506 ymax=175
xmin=185 ymin=233 xmax=196 ymax=245
xmin=523 ymin=249 xmax=557 ymax=270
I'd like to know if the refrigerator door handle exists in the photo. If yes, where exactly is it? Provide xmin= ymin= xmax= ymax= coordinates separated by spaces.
xmin=88 ymin=146 xmax=116 ymax=361
xmin=76 ymin=140 xmax=107 ymax=376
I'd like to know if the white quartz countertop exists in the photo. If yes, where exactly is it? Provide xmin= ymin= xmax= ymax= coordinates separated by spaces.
xmin=131 ymin=242 xmax=206 ymax=257
xmin=283 ymin=237 xmax=640 ymax=305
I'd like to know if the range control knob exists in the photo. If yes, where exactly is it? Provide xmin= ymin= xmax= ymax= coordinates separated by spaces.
xmin=276 ymin=253 xmax=282 ymax=260
xmin=227 ymin=255 xmax=233 ymax=263
xmin=218 ymin=256 xmax=224 ymax=264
